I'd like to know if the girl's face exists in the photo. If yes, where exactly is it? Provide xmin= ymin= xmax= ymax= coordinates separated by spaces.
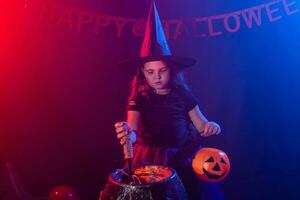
xmin=143 ymin=60 xmax=171 ymax=91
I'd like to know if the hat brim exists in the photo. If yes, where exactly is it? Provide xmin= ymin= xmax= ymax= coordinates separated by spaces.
xmin=117 ymin=55 xmax=196 ymax=74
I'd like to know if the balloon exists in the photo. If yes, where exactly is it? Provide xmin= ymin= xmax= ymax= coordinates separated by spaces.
xmin=49 ymin=185 xmax=80 ymax=200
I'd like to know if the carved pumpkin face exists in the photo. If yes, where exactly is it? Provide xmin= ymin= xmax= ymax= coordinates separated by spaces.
xmin=192 ymin=147 xmax=230 ymax=182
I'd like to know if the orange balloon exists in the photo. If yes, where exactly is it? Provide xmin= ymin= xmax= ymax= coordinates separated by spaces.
xmin=49 ymin=185 xmax=80 ymax=200
xmin=192 ymin=147 xmax=230 ymax=182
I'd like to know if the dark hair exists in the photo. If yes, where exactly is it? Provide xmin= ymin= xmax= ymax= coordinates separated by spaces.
xmin=128 ymin=60 xmax=190 ymax=102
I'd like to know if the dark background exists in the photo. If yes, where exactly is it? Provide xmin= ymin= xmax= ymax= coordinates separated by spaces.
xmin=0 ymin=0 xmax=300 ymax=199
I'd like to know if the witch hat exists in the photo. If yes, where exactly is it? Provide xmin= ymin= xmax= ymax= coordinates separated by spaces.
xmin=117 ymin=1 xmax=196 ymax=72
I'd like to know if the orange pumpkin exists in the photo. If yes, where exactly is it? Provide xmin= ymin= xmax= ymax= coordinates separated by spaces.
xmin=192 ymin=147 xmax=230 ymax=182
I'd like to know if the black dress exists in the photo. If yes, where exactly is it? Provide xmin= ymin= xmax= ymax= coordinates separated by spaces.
xmin=127 ymin=86 xmax=225 ymax=200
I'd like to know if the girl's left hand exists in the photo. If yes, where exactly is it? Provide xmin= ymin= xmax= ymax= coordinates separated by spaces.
xmin=201 ymin=121 xmax=221 ymax=137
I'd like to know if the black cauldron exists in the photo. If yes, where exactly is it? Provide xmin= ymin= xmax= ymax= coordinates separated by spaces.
xmin=99 ymin=165 xmax=188 ymax=200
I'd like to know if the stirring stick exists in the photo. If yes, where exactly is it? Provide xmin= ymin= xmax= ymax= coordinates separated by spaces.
xmin=123 ymin=134 xmax=134 ymax=183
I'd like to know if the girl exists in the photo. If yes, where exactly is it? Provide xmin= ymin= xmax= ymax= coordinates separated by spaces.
xmin=114 ymin=59 xmax=224 ymax=199
xmin=114 ymin=2 xmax=224 ymax=199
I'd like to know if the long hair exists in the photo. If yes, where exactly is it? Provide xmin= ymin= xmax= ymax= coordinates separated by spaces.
xmin=128 ymin=61 xmax=190 ymax=102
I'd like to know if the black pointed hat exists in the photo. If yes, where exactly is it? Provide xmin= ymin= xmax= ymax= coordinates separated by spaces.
xmin=117 ymin=1 xmax=196 ymax=72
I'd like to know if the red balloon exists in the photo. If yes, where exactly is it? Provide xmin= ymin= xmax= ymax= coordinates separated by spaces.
xmin=49 ymin=185 xmax=80 ymax=200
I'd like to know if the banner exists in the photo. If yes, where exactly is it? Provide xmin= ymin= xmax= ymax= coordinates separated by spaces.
xmin=38 ymin=0 xmax=299 ymax=40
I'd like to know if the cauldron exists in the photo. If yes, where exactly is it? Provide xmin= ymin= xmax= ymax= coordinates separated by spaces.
xmin=99 ymin=165 xmax=188 ymax=200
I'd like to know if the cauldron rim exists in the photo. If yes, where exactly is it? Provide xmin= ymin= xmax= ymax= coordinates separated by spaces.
xmin=109 ymin=165 xmax=177 ymax=187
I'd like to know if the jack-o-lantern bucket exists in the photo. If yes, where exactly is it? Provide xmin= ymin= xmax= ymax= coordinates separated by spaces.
xmin=192 ymin=147 xmax=230 ymax=182
xmin=99 ymin=165 xmax=188 ymax=200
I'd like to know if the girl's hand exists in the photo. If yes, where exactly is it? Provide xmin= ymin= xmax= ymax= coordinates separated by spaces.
xmin=114 ymin=121 xmax=137 ymax=145
xmin=200 ymin=121 xmax=221 ymax=137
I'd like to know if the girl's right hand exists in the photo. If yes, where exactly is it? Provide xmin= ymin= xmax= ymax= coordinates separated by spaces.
xmin=114 ymin=121 xmax=137 ymax=145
